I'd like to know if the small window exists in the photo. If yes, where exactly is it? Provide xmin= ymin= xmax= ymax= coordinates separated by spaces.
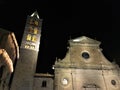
xmin=26 ymin=34 xmax=32 ymax=41
xmin=33 ymin=28 xmax=38 ymax=34
xmin=29 ymin=19 xmax=34 ymax=25
xmin=31 ymin=35 xmax=37 ymax=42
xmin=30 ymin=45 xmax=35 ymax=49
xmin=25 ymin=44 xmax=30 ymax=49
xmin=28 ymin=27 xmax=34 ymax=33
xmin=62 ymin=79 xmax=68 ymax=85
xmin=42 ymin=80 xmax=47 ymax=87
xmin=35 ymin=21 xmax=39 ymax=26
xmin=82 ymin=52 xmax=90 ymax=59
xmin=29 ymin=19 xmax=38 ymax=26
xmin=28 ymin=27 xmax=38 ymax=34
xmin=111 ymin=80 xmax=116 ymax=85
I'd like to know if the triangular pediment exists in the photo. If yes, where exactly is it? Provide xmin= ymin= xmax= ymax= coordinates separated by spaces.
xmin=70 ymin=36 xmax=101 ymax=45
xmin=54 ymin=36 xmax=115 ymax=69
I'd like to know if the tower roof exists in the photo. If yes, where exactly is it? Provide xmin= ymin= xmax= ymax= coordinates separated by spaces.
xmin=31 ymin=11 xmax=40 ymax=19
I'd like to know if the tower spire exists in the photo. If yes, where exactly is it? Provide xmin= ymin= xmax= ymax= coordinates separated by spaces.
xmin=31 ymin=11 xmax=40 ymax=19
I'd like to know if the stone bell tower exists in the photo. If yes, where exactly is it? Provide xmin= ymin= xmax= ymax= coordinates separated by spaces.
xmin=11 ymin=11 xmax=42 ymax=90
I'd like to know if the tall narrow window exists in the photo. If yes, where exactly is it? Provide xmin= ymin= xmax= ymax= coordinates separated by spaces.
xmin=32 ymin=35 xmax=37 ymax=42
xmin=26 ymin=34 xmax=32 ymax=41
xmin=33 ymin=28 xmax=38 ymax=34
xmin=35 ymin=21 xmax=38 ymax=26
xmin=29 ymin=19 xmax=34 ymax=25
xmin=28 ymin=27 xmax=34 ymax=33
xmin=42 ymin=80 xmax=47 ymax=87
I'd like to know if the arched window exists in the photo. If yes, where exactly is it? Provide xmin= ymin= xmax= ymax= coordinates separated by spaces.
xmin=25 ymin=44 xmax=30 ymax=49
xmin=29 ymin=19 xmax=38 ymax=26
xmin=34 ymin=21 xmax=38 ymax=26
xmin=26 ymin=34 xmax=32 ymax=41
xmin=29 ymin=19 xmax=34 ymax=25
xmin=32 ymin=35 xmax=37 ymax=42
xmin=30 ymin=45 xmax=35 ymax=49
xmin=28 ymin=27 xmax=34 ymax=33
xmin=33 ymin=28 xmax=38 ymax=34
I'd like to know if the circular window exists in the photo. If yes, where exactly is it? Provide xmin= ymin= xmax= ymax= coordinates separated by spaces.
xmin=62 ymin=78 xmax=68 ymax=85
xmin=82 ymin=52 xmax=90 ymax=59
xmin=61 ymin=78 xmax=69 ymax=86
xmin=111 ymin=80 xmax=116 ymax=85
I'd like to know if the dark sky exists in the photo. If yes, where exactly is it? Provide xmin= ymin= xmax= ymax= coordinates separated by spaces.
xmin=0 ymin=0 xmax=119 ymax=73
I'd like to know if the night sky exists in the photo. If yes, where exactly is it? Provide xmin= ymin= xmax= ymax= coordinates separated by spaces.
xmin=0 ymin=0 xmax=119 ymax=73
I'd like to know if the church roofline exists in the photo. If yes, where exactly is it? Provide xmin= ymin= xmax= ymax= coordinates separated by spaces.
xmin=69 ymin=36 xmax=101 ymax=46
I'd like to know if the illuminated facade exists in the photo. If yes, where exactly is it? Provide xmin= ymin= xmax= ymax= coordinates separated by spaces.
xmin=54 ymin=36 xmax=120 ymax=90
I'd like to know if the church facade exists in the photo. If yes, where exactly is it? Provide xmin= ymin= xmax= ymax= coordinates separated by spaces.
xmin=0 ymin=11 xmax=120 ymax=90
xmin=54 ymin=36 xmax=120 ymax=90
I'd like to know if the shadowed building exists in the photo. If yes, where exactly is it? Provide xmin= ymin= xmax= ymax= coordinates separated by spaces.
xmin=33 ymin=73 xmax=54 ymax=90
xmin=0 ymin=28 xmax=19 ymax=90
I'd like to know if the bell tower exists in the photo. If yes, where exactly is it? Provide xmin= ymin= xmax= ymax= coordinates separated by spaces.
xmin=11 ymin=11 xmax=42 ymax=90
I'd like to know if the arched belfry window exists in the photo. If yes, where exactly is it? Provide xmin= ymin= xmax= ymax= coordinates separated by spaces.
xmin=26 ymin=34 xmax=32 ymax=41
xmin=32 ymin=35 xmax=37 ymax=42
xmin=33 ymin=28 xmax=38 ymax=34
xmin=41 ymin=80 xmax=47 ymax=87
xmin=83 ymin=84 xmax=100 ymax=90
